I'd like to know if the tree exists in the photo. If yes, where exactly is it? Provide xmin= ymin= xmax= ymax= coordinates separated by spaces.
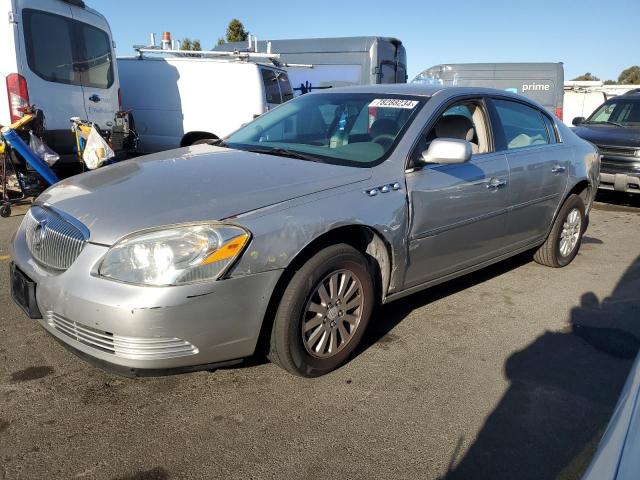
xmin=180 ymin=37 xmax=193 ymax=51
xmin=572 ymin=72 xmax=600 ymax=81
xmin=618 ymin=66 xmax=640 ymax=85
xmin=216 ymin=37 xmax=226 ymax=46
xmin=179 ymin=37 xmax=202 ymax=57
xmin=226 ymin=19 xmax=248 ymax=42
xmin=604 ymin=79 xmax=617 ymax=85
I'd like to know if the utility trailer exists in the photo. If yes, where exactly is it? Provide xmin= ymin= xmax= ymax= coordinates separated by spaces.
xmin=214 ymin=36 xmax=407 ymax=94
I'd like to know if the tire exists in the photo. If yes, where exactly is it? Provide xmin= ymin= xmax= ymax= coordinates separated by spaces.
xmin=268 ymin=244 xmax=375 ymax=377
xmin=191 ymin=138 xmax=217 ymax=146
xmin=534 ymin=194 xmax=586 ymax=268
xmin=0 ymin=204 xmax=11 ymax=218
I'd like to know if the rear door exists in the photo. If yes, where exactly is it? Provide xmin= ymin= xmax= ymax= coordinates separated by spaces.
xmin=489 ymin=97 xmax=568 ymax=247
xmin=18 ymin=2 xmax=88 ymax=137
xmin=70 ymin=7 xmax=118 ymax=128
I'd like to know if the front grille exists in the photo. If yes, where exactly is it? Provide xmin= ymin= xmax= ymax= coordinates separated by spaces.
xmin=597 ymin=145 xmax=639 ymax=158
xmin=46 ymin=311 xmax=199 ymax=360
xmin=24 ymin=206 xmax=89 ymax=270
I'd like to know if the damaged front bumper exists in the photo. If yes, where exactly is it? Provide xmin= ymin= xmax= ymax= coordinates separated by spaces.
xmin=10 ymin=220 xmax=282 ymax=376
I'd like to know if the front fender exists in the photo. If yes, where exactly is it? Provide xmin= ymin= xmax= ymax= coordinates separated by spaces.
xmin=228 ymin=182 xmax=409 ymax=295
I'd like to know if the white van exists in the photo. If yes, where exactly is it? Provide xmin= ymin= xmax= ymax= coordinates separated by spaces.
xmin=118 ymin=55 xmax=293 ymax=153
xmin=0 ymin=0 xmax=120 ymax=162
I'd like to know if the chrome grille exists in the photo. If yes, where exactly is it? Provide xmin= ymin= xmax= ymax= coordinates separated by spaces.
xmin=46 ymin=312 xmax=199 ymax=360
xmin=24 ymin=206 xmax=89 ymax=270
xmin=597 ymin=145 xmax=638 ymax=158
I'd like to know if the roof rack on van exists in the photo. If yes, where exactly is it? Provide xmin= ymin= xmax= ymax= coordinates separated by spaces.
xmin=133 ymin=46 xmax=281 ymax=63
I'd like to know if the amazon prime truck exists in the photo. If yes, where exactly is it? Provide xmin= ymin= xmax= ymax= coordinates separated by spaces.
xmin=413 ymin=63 xmax=565 ymax=121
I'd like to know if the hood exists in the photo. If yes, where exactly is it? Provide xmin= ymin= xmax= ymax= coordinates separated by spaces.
xmin=572 ymin=124 xmax=640 ymax=148
xmin=38 ymin=145 xmax=371 ymax=245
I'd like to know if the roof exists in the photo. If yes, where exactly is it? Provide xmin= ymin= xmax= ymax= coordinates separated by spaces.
xmin=311 ymin=83 xmax=444 ymax=97
xmin=308 ymin=83 xmax=542 ymax=101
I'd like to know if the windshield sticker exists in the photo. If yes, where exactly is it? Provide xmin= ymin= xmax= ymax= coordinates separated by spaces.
xmin=369 ymin=99 xmax=419 ymax=109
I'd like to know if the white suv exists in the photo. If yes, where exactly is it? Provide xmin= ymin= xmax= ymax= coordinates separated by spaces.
xmin=0 ymin=0 xmax=120 ymax=162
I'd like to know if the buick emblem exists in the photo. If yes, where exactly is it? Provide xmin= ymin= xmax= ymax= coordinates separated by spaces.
xmin=33 ymin=220 xmax=47 ymax=250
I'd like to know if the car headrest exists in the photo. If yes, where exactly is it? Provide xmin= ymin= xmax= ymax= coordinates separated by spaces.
xmin=370 ymin=118 xmax=400 ymax=138
xmin=435 ymin=115 xmax=476 ymax=142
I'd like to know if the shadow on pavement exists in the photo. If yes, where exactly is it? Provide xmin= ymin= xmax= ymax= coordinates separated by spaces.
xmin=359 ymin=250 xmax=534 ymax=352
xmin=440 ymin=255 xmax=640 ymax=480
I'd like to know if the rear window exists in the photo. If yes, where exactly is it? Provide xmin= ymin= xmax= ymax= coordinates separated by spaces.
xmin=79 ymin=23 xmax=114 ymax=89
xmin=23 ymin=10 xmax=76 ymax=84
xmin=23 ymin=9 xmax=114 ymax=89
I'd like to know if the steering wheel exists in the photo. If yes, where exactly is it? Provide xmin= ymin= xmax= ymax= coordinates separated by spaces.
xmin=372 ymin=134 xmax=396 ymax=151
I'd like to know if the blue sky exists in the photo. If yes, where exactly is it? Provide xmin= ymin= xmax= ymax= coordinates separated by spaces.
xmin=93 ymin=0 xmax=638 ymax=82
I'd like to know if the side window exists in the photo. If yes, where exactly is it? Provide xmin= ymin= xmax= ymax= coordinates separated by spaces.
xmin=413 ymin=99 xmax=491 ymax=165
xmin=493 ymin=99 xmax=550 ymax=150
xmin=80 ymin=23 xmax=114 ymax=89
xmin=541 ymin=113 xmax=558 ymax=144
xmin=261 ymin=69 xmax=282 ymax=104
xmin=23 ymin=9 xmax=77 ymax=85
xmin=277 ymin=73 xmax=294 ymax=102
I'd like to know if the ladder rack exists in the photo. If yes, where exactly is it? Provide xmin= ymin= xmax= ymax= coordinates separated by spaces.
xmin=133 ymin=46 xmax=281 ymax=62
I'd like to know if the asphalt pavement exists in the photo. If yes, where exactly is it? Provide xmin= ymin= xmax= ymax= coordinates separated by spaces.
xmin=1 ymin=192 xmax=639 ymax=480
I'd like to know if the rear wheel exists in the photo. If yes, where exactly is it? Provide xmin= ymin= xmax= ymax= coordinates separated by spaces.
xmin=268 ymin=244 xmax=374 ymax=377
xmin=534 ymin=194 xmax=585 ymax=267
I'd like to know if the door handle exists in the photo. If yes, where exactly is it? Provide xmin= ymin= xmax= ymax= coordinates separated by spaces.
xmin=486 ymin=178 xmax=507 ymax=190
xmin=88 ymin=94 xmax=101 ymax=103
xmin=552 ymin=165 xmax=566 ymax=173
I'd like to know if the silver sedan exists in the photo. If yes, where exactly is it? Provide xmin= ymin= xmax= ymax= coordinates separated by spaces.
xmin=10 ymin=85 xmax=600 ymax=377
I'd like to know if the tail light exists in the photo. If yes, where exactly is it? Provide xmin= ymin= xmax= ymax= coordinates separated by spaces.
xmin=6 ymin=74 xmax=30 ymax=123
xmin=368 ymin=106 xmax=378 ymax=131
xmin=555 ymin=107 xmax=563 ymax=120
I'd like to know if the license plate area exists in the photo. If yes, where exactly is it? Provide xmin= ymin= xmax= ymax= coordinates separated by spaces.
xmin=10 ymin=263 xmax=42 ymax=319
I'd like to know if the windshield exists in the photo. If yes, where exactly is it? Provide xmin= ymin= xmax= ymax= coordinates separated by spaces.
xmin=587 ymin=99 xmax=640 ymax=126
xmin=225 ymin=93 xmax=425 ymax=167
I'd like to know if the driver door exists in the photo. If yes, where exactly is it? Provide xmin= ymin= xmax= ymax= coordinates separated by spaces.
xmin=403 ymin=98 xmax=510 ymax=288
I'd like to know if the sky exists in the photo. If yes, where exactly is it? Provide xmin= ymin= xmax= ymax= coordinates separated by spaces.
xmin=92 ymin=0 xmax=639 ymax=82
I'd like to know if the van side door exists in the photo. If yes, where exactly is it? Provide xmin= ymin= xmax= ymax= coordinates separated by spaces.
xmin=404 ymin=97 xmax=510 ymax=288
xmin=18 ymin=4 xmax=88 ymax=154
xmin=488 ymin=97 xmax=568 ymax=248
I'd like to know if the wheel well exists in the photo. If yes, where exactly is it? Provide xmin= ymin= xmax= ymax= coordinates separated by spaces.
xmin=253 ymin=225 xmax=392 ymax=357
xmin=567 ymin=180 xmax=591 ymax=209
xmin=179 ymin=131 xmax=218 ymax=147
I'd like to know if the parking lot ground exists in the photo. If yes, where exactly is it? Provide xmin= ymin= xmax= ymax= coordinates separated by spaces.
xmin=1 ymin=193 xmax=639 ymax=480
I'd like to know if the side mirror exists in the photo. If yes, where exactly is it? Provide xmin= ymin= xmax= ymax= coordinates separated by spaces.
xmin=572 ymin=117 xmax=586 ymax=126
xmin=420 ymin=138 xmax=472 ymax=165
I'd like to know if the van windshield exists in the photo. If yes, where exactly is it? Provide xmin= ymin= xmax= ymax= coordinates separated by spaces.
xmin=225 ymin=93 xmax=424 ymax=167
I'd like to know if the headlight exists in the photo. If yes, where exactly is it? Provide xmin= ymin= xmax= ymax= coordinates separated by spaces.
xmin=98 ymin=224 xmax=250 ymax=286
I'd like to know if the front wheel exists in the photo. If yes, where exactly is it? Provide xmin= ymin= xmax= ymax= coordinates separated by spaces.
xmin=0 ymin=204 xmax=11 ymax=218
xmin=534 ymin=194 xmax=586 ymax=268
xmin=268 ymin=244 xmax=375 ymax=377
